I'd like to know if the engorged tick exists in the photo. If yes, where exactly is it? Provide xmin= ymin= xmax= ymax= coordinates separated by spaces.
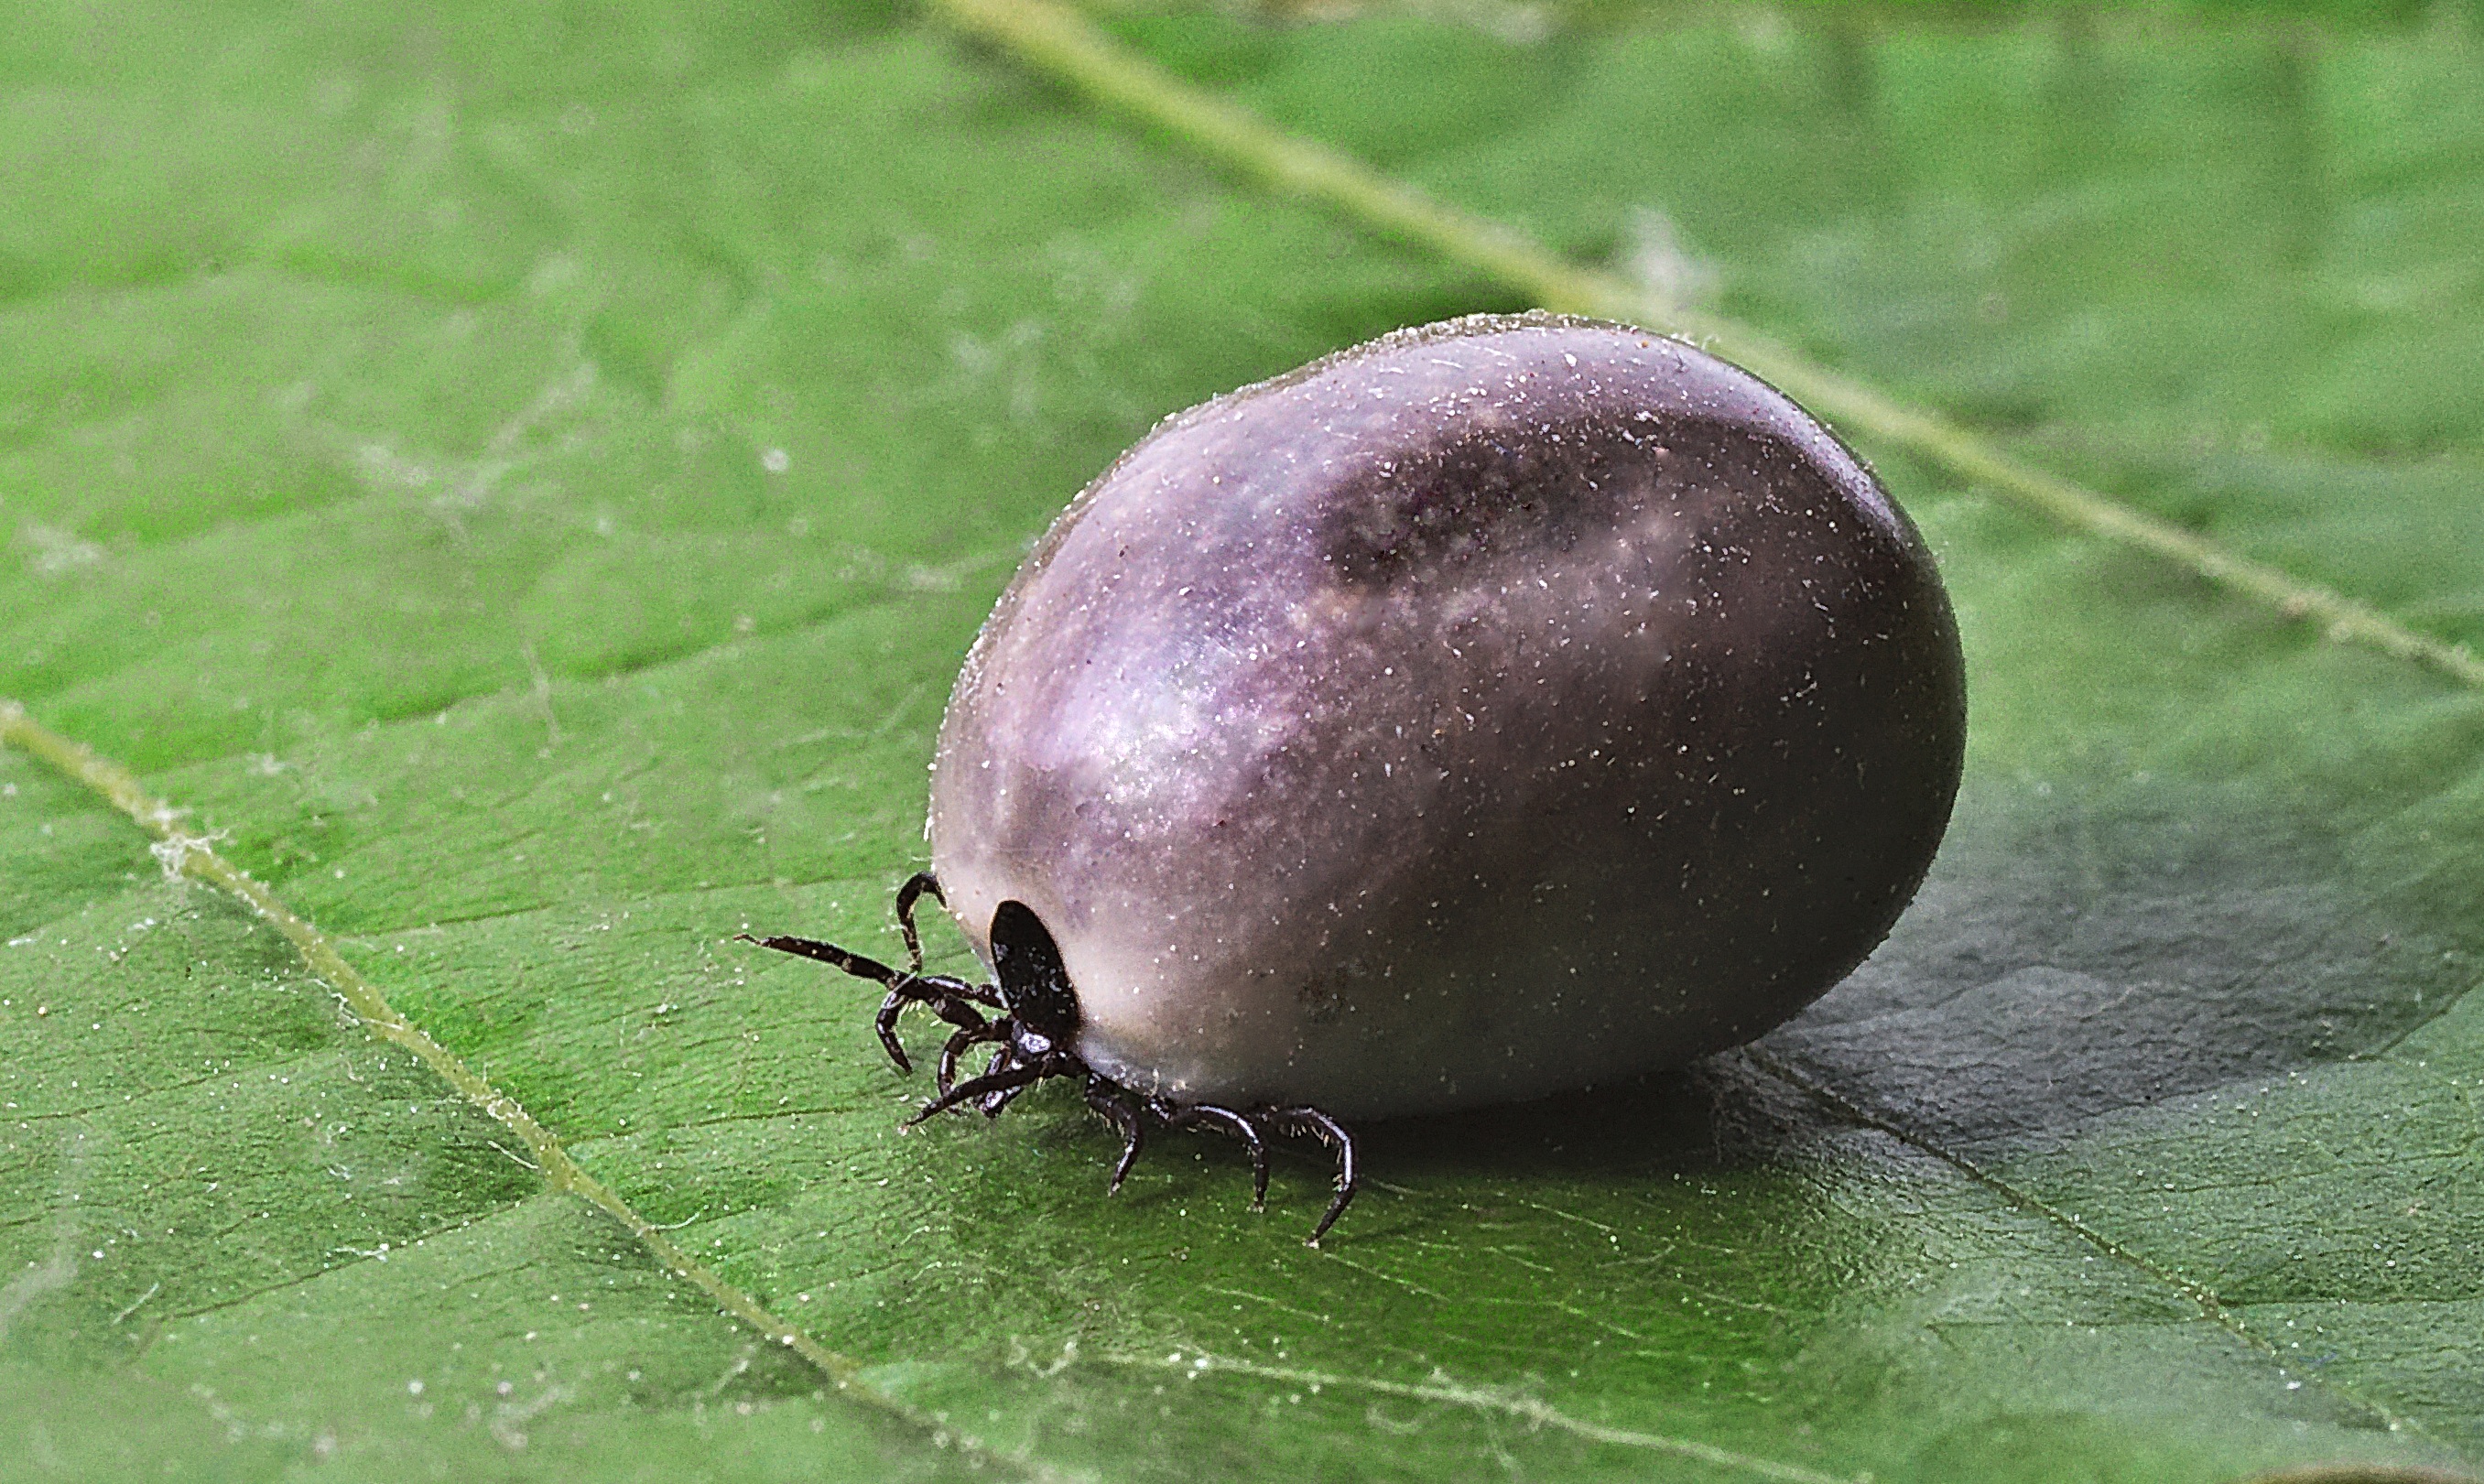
xmin=742 ymin=312 xmax=1968 ymax=1244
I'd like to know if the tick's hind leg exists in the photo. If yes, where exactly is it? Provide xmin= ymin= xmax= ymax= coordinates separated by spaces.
xmin=1113 ymin=1096 xmax=1355 ymax=1240
xmin=1161 ymin=1102 xmax=1270 ymax=1211
xmin=1259 ymin=1106 xmax=1359 ymax=1246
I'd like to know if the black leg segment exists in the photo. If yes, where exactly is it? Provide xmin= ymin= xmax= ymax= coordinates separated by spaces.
xmin=874 ymin=989 xmax=919 ymax=1073
xmin=894 ymin=871 xmax=943 ymax=975
xmin=906 ymin=1059 xmax=1049 ymax=1125
xmin=938 ymin=1020 xmax=1012 ymax=1098
xmin=1085 ymin=1082 xmax=1145 ymax=1193
xmin=741 ymin=882 xmax=1364 ymax=1242
xmin=1164 ymin=1103 xmax=1271 ymax=1211
xmin=737 ymin=933 xmax=900 ymax=985
xmin=1265 ymin=1106 xmax=1359 ymax=1246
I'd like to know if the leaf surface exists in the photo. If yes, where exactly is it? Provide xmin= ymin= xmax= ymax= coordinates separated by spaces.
xmin=4 ymin=3 xmax=2481 ymax=1480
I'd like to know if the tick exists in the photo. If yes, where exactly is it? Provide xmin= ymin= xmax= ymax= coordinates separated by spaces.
xmin=744 ymin=312 xmax=1967 ymax=1243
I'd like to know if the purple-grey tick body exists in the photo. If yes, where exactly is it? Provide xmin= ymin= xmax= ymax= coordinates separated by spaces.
xmin=744 ymin=312 xmax=1968 ymax=1243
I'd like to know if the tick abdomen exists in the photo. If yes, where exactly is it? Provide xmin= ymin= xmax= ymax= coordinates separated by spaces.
xmin=930 ymin=314 xmax=1965 ymax=1120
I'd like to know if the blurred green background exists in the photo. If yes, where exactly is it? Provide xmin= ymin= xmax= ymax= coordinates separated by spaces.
xmin=4 ymin=2 xmax=2482 ymax=1481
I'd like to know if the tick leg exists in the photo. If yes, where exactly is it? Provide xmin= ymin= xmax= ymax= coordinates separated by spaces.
xmin=745 ymin=933 xmax=925 ymax=1074
xmin=1166 ymin=1103 xmax=1269 ymax=1211
xmin=871 ymin=977 xmax=998 ymax=1078
xmin=894 ymin=871 xmax=943 ymax=976
xmin=906 ymin=1059 xmax=1047 ymax=1126
xmin=938 ymin=1020 xmax=1011 ymax=1099
xmin=977 ymin=1045 xmax=1029 ymax=1119
xmin=874 ymin=990 xmax=920 ymax=1073
xmin=740 ymin=910 xmax=998 ymax=1079
xmin=738 ymin=933 xmax=899 ymax=985
xmin=741 ymin=929 xmax=1001 ymax=1013
xmin=1264 ymin=1106 xmax=1359 ymax=1246
xmin=917 ymin=974 xmax=1007 ymax=1020
xmin=1084 ymin=1084 xmax=1145 ymax=1193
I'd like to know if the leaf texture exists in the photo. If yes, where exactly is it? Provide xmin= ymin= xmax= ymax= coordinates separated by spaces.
xmin=4 ymin=3 xmax=2481 ymax=1480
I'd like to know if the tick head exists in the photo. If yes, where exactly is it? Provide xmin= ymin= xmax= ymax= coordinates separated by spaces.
xmin=989 ymin=899 xmax=1080 ymax=1045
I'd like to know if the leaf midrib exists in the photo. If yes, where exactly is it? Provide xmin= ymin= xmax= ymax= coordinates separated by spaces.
xmin=1741 ymin=1045 xmax=2424 ymax=1437
xmin=921 ymin=0 xmax=2484 ymax=692
xmin=895 ymin=0 xmax=2484 ymax=1446
xmin=6 ymin=691 xmax=2458 ymax=1468
xmin=0 ymin=702 xmax=1076 ymax=1484
xmin=8 ymin=6 xmax=2481 ymax=1473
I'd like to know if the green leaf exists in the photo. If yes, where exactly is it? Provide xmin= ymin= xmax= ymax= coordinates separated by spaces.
xmin=5 ymin=2 xmax=2481 ymax=1480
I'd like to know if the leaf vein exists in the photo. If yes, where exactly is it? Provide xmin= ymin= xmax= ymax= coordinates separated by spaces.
xmin=1089 ymin=1348 xmax=1867 ymax=1484
xmin=926 ymin=0 xmax=2484 ymax=694
xmin=1741 ymin=1045 xmax=2433 ymax=1442
xmin=0 ymin=699 xmax=1056 ymax=1482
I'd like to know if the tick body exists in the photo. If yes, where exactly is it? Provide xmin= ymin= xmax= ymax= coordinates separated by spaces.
xmin=748 ymin=312 xmax=1966 ymax=1241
